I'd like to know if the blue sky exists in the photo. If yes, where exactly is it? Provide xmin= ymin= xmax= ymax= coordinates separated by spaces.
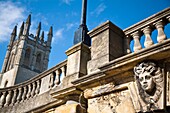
xmin=0 ymin=0 xmax=170 ymax=70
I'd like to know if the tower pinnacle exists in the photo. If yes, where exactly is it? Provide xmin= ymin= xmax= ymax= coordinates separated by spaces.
xmin=23 ymin=14 xmax=31 ymax=36
xmin=35 ymin=22 xmax=41 ymax=39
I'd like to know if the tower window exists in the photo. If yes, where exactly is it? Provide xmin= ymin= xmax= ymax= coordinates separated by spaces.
xmin=35 ymin=53 xmax=42 ymax=71
xmin=24 ymin=48 xmax=31 ymax=67
xmin=36 ymin=53 xmax=41 ymax=63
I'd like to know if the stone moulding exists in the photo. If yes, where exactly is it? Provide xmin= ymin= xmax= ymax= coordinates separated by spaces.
xmin=65 ymin=42 xmax=90 ymax=56
xmin=88 ymin=20 xmax=124 ymax=38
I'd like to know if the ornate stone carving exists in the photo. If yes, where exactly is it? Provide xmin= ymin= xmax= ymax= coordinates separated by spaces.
xmin=133 ymin=61 xmax=164 ymax=111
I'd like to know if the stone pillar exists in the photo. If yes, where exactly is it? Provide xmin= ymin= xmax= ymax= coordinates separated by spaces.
xmin=87 ymin=21 xmax=124 ymax=74
xmin=65 ymin=43 xmax=90 ymax=86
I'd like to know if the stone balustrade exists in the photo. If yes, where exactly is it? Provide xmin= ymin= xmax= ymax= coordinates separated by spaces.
xmin=124 ymin=7 xmax=170 ymax=53
xmin=0 ymin=60 xmax=67 ymax=108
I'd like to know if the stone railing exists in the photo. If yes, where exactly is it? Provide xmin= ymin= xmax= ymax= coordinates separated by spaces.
xmin=0 ymin=60 xmax=67 ymax=108
xmin=124 ymin=7 xmax=170 ymax=53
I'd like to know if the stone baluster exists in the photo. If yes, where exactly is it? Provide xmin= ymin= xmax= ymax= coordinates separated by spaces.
xmin=4 ymin=90 xmax=12 ymax=107
xmin=55 ymin=69 xmax=61 ymax=86
xmin=35 ymin=80 xmax=40 ymax=95
xmin=154 ymin=20 xmax=166 ymax=43
xmin=26 ymin=84 xmax=32 ymax=99
xmin=16 ymin=87 xmax=22 ymax=103
xmin=21 ymin=86 xmax=27 ymax=102
xmin=125 ymin=36 xmax=132 ymax=54
xmin=49 ymin=73 xmax=54 ymax=88
xmin=131 ymin=31 xmax=142 ymax=52
xmin=0 ymin=92 xmax=6 ymax=108
xmin=142 ymin=26 xmax=153 ymax=48
xmin=61 ymin=66 xmax=66 ymax=77
xmin=11 ymin=89 xmax=17 ymax=105
xmin=31 ymin=82 xmax=36 ymax=97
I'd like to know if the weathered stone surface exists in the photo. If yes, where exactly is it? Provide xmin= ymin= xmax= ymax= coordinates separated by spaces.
xmin=87 ymin=21 xmax=124 ymax=74
xmin=87 ymin=90 xmax=135 ymax=113
xmin=55 ymin=103 xmax=84 ymax=113
xmin=66 ymin=42 xmax=90 ymax=80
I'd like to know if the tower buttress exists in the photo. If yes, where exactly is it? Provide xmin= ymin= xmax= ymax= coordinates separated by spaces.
xmin=1 ymin=25 xmax=17 ymax=73
xmin=15 ymin=15 xmax=32 ymax=66
xmin=43 ymin=26 xmax=53 ymax=70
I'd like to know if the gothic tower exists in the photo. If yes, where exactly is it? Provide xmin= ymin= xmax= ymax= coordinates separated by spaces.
xmin=0 ymin=14 xmax=53 ymax=88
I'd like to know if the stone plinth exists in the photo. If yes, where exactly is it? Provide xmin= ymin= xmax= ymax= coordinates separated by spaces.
xmin=66 ymin=42 xmax=90 ymax=77
xmin=87 ymin=20 xmax=125 ymax=74
xmin=64 ymin=42 xmax=90 ymax=87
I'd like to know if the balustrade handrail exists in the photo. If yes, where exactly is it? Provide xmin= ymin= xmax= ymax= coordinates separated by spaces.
xmin=0 ymin=60 xmax=67 ymax=92
xmin=123 ymin=7 xmax=170 ymax=53
xmin=124 ymin=7 xmax=170 ymax=36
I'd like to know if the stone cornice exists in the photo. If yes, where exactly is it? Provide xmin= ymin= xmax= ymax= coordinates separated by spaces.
xmin=88 ymin=20 xmax=124 ymax=38
xmin=65 ymin=42 xmax=90 ymax=56
xmin=72 ymin=38 xmax=170 ymax=90
xmin=50 ymin=86 xmax=82 ymax=99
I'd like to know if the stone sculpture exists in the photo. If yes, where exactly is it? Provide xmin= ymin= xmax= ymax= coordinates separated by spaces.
xmin=133 ymin=61 xmax=164 ymax=111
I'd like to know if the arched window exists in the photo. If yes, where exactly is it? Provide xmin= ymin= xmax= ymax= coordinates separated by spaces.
xmin=36 ymin=53 xmax=41 ymax=63
xmin=24 ymin=48 xmax=31 ymax=67
xmin=6 ymin=52 xmax=14 ymax=71
xmin=35 ymin=53 xmax=42 ymax=71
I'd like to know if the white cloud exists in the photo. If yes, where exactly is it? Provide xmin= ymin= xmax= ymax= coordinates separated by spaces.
xmin=91 ymin=3 xmax=106 ymax=17
xmin=53 ymin=28 xmax=64 ymax=43
xmin=62 ymin=0 xmax=74 ymax=5
xmin=0 ymin=1 xmax=26 ymax=42
xmin=55 ymin=28 xmax=64 ymax=38
xmin=66 ymin=23 xmax=74 ymax=30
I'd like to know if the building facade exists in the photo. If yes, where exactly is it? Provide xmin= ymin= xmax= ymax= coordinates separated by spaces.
xmin=0 ymin=7 xmax=170 ymax=113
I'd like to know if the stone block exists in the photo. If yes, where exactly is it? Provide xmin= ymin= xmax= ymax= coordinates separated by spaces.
xmin=87 ymin=20 xmax=124 ymax=74
xmin=66 ymin=43 xmax=90 ymax=77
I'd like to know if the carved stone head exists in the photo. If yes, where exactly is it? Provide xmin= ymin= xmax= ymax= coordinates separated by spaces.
xmin=134 ymin=61 xmax=164 ymax=111
xmin=134 ymin=62 xmax=156 ymax=94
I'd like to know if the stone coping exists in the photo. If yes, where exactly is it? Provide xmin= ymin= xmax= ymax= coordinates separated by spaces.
xmin=88 ymin=20 xmax=124 ymax=38
xmin=65 ymin=42 xmax=90 ymax=56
